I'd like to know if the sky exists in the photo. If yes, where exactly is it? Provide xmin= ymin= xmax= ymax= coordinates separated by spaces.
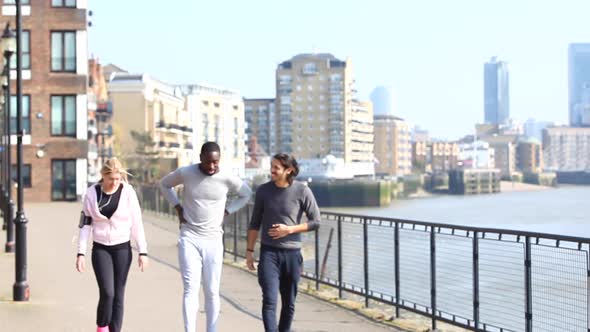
xmin=87 ymin=0 xmax=590 ymax=140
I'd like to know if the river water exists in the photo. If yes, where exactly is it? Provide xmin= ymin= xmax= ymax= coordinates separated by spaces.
xmin=310 ymin=185 xmax=590 ymax=332
xmin=325 ymin=185 xmax=590 ymax=238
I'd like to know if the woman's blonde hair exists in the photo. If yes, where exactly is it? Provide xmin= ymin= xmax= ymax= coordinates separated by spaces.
xmin=100 ymin=158 xmax=131 ymax=182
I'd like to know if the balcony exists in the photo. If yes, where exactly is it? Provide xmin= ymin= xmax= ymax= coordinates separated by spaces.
xmin=88 ymin=143 xmax=98 ymax=160
xmin=87 ymin=123 xmax=98 ymax=137
xmin=169 ymin=142 xmax=181 ymax=149
xmin=96 ymin=101 xmax=113 ymax=114
xmin=167 ymin=123 xmax=181 ymax=130
xmin=167 ymin=123 xmax=187 ymax=134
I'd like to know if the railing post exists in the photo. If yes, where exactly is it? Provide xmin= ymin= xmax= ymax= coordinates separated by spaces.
xmin=363 ymin=217 xmax=369 ymax=308
xmin=430 ymin=226 xmax=437 ymax=331
xmin=233 ymin=212 xmax=238 ymax=262
xmin=587 ymin=242 xmax=590 ymax=332
xmin=473 ymin=231 xmax=480 ymax=330
xmin=337 ymin=215 xmax=343 ymax=299
xmin=525 ymin=236 xmax=533 ymax=332
xmin=320 ymin=228 xmax=334 ymax=280
xmin=315 ymin=224 xmax=320 ymax=291
xmin=394 ymin=221 xmax=400 ymax=318
xmin=222 ymin=216 xmax=226 ymax=259
xmin=155 ymin=187 xmax=160 ymax=215
xmin=586 ymin=242 xmax=590 ymax=332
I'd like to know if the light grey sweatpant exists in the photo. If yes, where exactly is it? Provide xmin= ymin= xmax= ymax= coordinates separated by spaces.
xmin=178 ymin=233 xmax=224 ymax=332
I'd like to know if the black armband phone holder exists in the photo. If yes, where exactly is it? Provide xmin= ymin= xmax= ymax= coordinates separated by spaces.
xmin=78 ymin=211 xmax=92 ymax=228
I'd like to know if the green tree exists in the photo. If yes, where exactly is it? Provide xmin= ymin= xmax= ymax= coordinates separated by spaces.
xmin=127 ymin=130 xmax=160 ymax=184
xmin=412 ymin=159 xmax=426 ymax=174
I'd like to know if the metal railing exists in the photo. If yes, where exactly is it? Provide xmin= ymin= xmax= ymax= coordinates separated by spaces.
xmin=138 ymin=185 xmax=590 ymax=332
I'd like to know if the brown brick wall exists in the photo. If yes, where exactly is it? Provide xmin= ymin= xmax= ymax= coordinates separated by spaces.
xmin=2 ymin=3 xmax=88 ymax=202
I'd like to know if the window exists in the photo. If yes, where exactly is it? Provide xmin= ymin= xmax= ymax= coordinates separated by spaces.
xmin=51 ymin=95 xmax=77 ymax=136
xmin=51 ymin=31 xmax=76 ymax=72
xmin=51 ymin=0 xmax=76 ymax=7
xmin=9 ymin=31 xmax=30 ymax=70
xmin=11 ymin=164 xmax=31 ymax=188
xmin=303 ymin=62 xmax=317 ymax=74
xmin=51 ymin=160 xmax=77 ymax=201
xmin=202 ymin=114 xmax=209 ymax=141
xmin=214 ymin=115 xmax=220 ymax=142
xmin=9 ymin=95 xmax=30 ymax=135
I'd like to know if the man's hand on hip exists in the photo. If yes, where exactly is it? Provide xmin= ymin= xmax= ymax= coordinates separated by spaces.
xmin=175 ymin=204 xmax=187 ymax=229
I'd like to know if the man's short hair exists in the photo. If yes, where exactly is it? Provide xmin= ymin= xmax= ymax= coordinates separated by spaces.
xmin=201 ymin=142 xmax=221 ymax=154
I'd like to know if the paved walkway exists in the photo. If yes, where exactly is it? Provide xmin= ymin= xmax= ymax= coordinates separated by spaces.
xmin=0 ymin=202 xmax=401 ymax=332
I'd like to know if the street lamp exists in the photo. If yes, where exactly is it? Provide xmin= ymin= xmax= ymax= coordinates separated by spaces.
xmin=0 ymin=72 xmax=4 ymax=228
xmin=2 ymin=23 xmax=15 ymax=254
xmin=13 ymin=0 xmax=30 ymax=302
xmin=1 ymin=69 xmax=5 ymax=224
xmin=2 ymin=67 xmax=12 ymax=251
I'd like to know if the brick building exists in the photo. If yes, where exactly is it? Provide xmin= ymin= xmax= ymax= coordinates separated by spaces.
xmin=1 ymin=1 xmax=89 ymax=201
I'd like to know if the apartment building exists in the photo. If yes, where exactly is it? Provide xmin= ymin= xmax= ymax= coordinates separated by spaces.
xmin=350 ymin=100 xmax=374 ymax=163
xmin=543 ymin=126 xmax=590 ymax=171
xmin=180 ymin=84 xmax=246 ymax=177
xmin=488 ymin=141 xmax=516 ymax=179
xmin=107 ymin=71 xmax=192 ymax=176
xmin=412 ymin=141 xmax=427 ymax=172
xmin=275 ymin=53 xmax=373 ymax=163
xmin=87 ymin=58 xmax=113 ymax=183
xmin=478 ymin=136 xmax=517 ymax=179
xmin=244 ymin=98 xmax=276 ymax=155
xmin=430 ymin=142 xmax=459 ymax=172
xmin=373 ymin=115 xmax=411 ymax=176
xmin=458 ymin=141 xmax=496 ymax=169
xmin=517 ymin=138 xmax=543 ymax=174
xmin=1 ymin=1 xmax=89 ymax=201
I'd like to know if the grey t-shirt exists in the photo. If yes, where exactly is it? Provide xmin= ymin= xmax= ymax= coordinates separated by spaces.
xmin=160 ymin=164 xmax=252 ymax=239
xmin=248 ymin=181 xmax=321 ymax=249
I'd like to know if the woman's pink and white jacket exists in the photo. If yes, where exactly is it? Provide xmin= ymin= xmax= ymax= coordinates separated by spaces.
xmin=77 ymin=183 xmax=148 ymax=255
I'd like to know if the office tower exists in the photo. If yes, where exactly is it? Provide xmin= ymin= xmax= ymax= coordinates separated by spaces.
xmin=370 ymin=86 xmax=394 ymax=116
xmin=568 ymin=44 xmax=590 ymax=127
xmin=484 ymin=56 xmax=510 ymax=125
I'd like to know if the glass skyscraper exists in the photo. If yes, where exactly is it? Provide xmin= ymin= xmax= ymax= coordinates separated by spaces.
xmin=568 ymin=43 xmax=590 ymax=127
xmin=370 ymin=86 xmax=394 ymax=116
xmin=484 ymin=56 xmax=510 ymax=125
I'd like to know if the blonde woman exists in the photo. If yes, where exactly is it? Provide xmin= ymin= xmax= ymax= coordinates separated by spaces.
xmin=76 ymin=158 xmax=149 ymax=332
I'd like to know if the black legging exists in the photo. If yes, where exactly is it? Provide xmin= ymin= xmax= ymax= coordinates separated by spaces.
xmin=91 ymin=241 xmax=132 ymax=332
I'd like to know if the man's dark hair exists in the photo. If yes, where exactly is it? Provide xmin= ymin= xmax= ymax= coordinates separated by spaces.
xmin=201 ymin=142 xmax=220 ymax=154
xmin=273 ymin=153 xmax=299 ymax=184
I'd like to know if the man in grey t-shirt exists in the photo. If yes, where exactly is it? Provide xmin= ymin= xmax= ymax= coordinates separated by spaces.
xmin=160 ymin=142 xmax=251 ymax=332
xmin=246 ymin=153 xmax=320 ymax=332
